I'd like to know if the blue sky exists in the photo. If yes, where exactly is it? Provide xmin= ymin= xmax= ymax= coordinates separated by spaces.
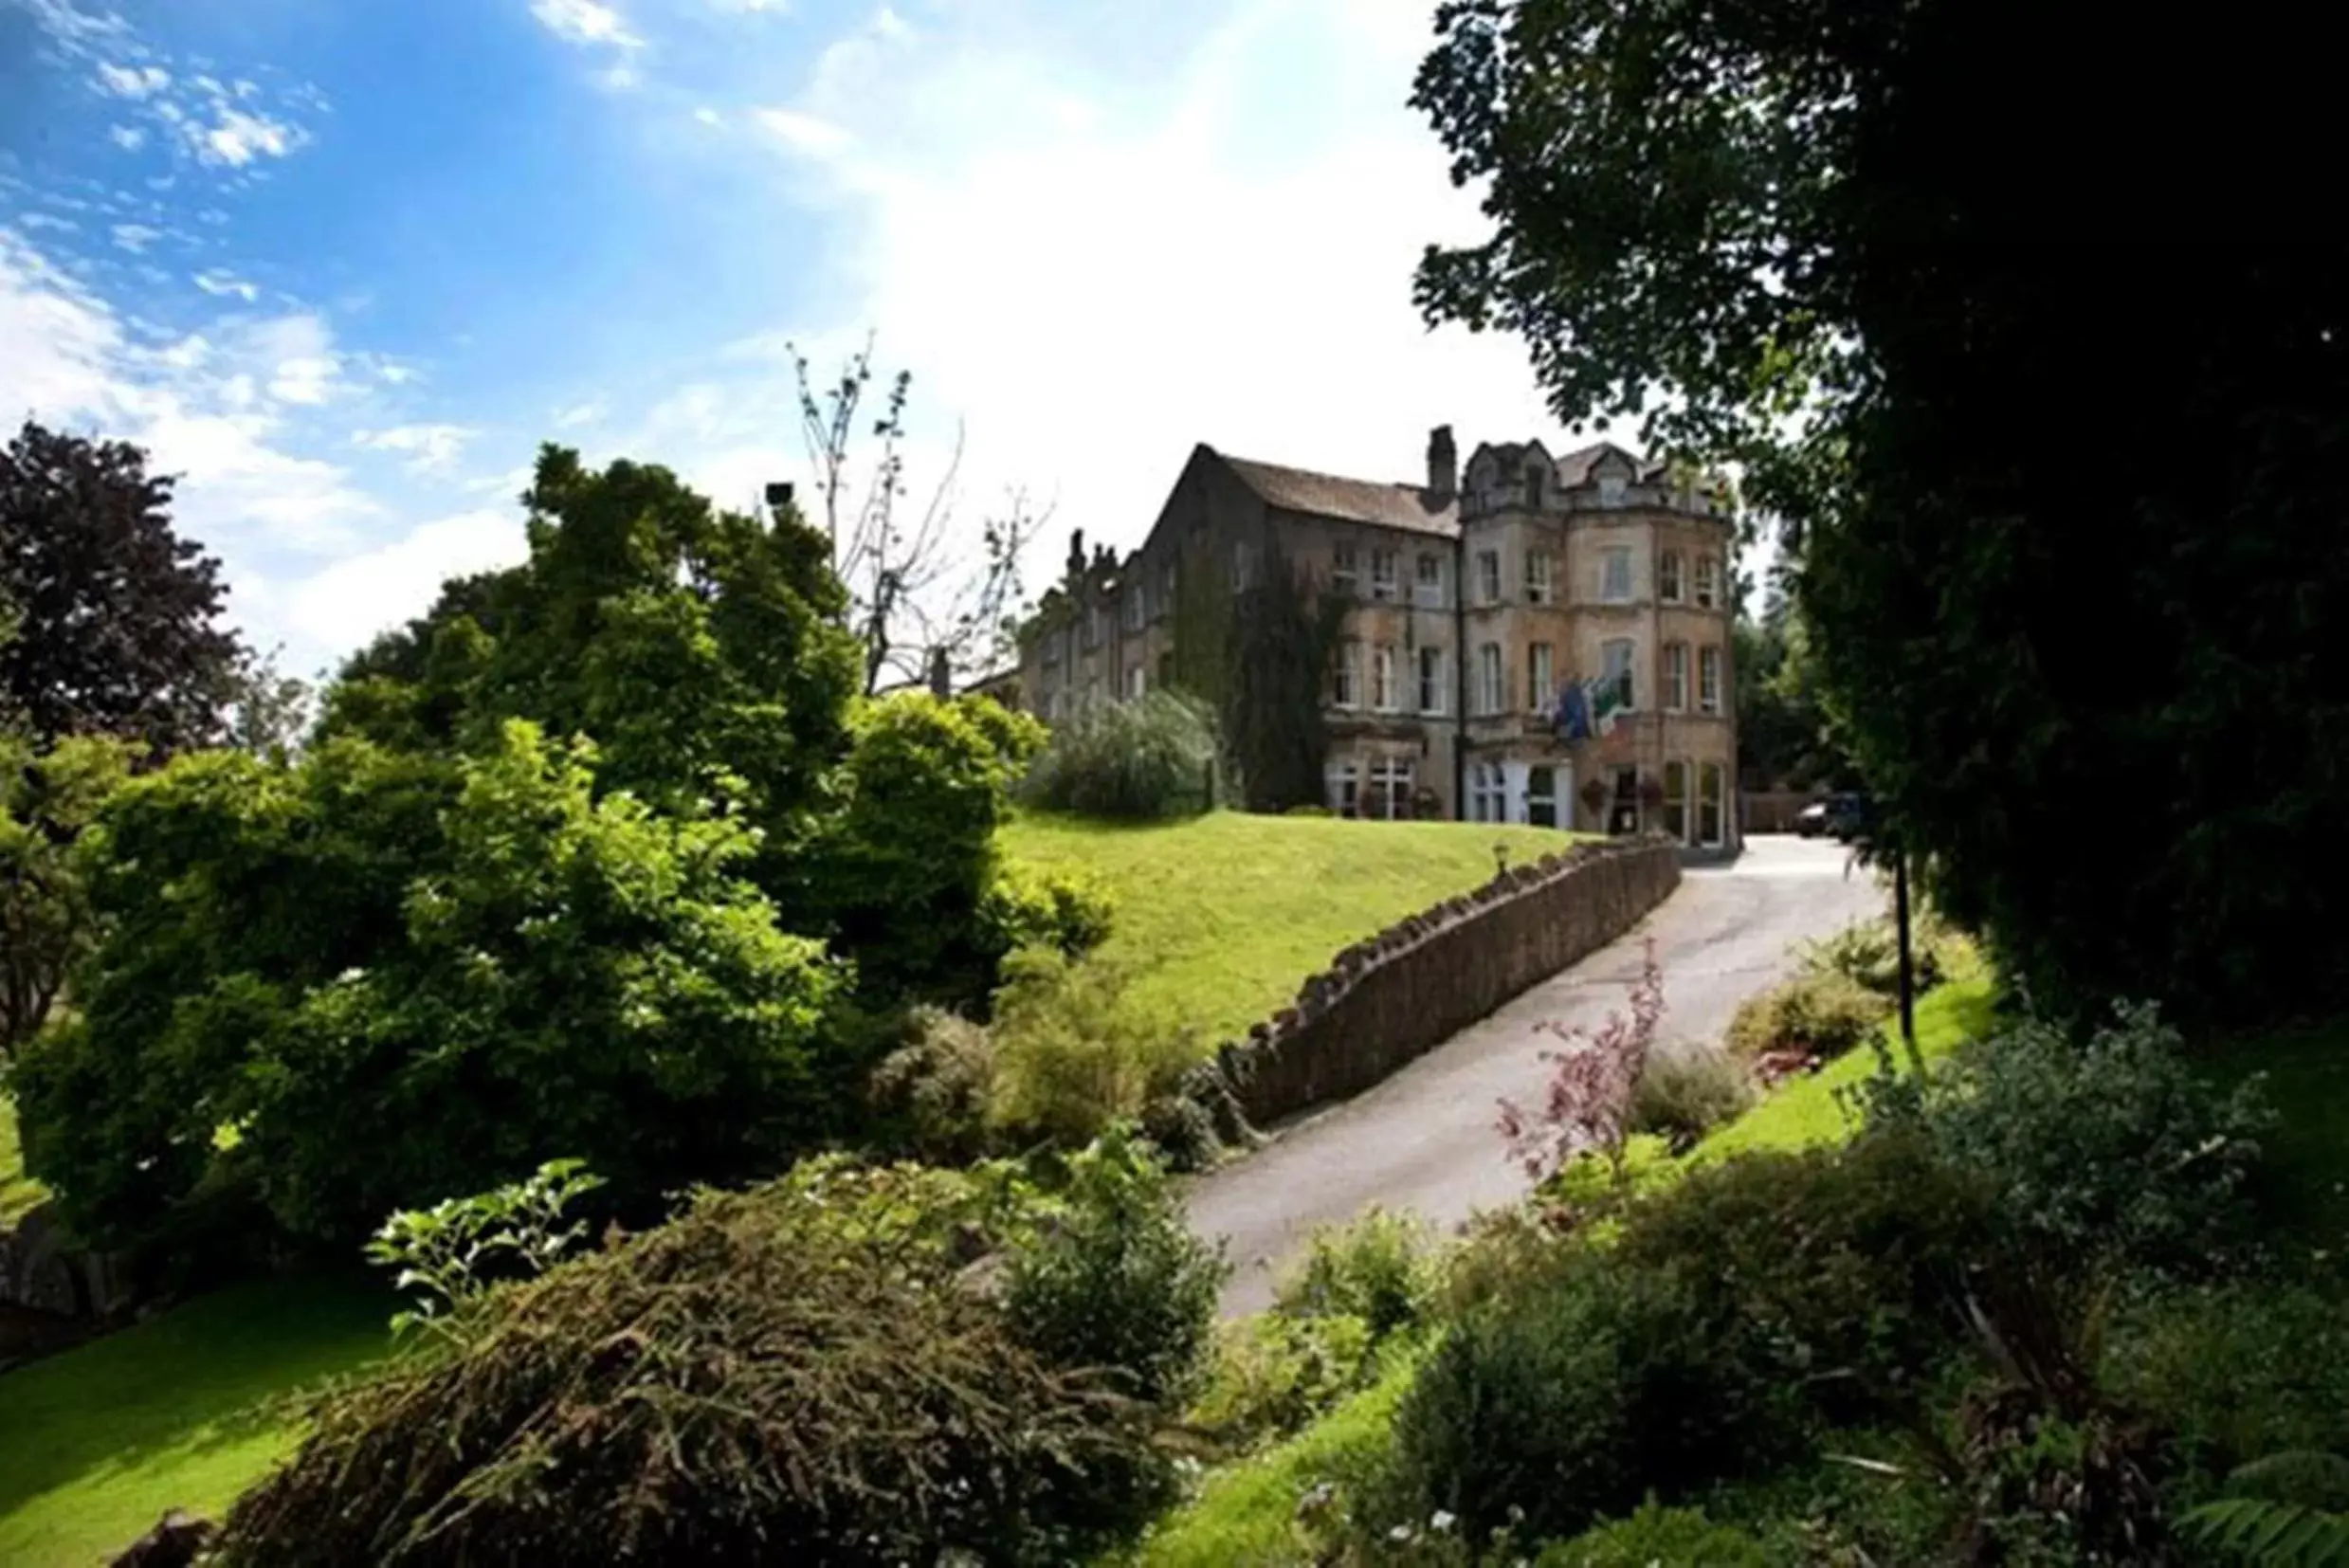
xmin=2 ymin=0 xmax=1567 ymax=677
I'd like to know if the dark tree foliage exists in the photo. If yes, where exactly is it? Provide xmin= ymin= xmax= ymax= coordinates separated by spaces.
xmin=1411 ymin=0 xmax=2349 ymax=1021
xmin=0 ymin=421 xmax=244 ymax=752
xmin=1169 ymin=532 xmax=1346 ymax=812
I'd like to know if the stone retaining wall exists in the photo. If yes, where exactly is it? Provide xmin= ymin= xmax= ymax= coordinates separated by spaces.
xmin=1196 ymin=837 xmax=1682 ymax=1129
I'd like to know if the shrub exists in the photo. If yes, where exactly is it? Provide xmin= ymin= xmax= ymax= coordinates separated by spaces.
xmin=1533 ymin=1502 xmax=1772 ymax=1567
xmin=17 ymin=723 xmax=842 ymax=1254
xmin=1273 ymin=1207 xmax=1445 ymax=1341
xmin=1188 ymin=1309 xmax=1378 ymax=1450
xmin=220 ymin=1159 xmax=1159 ymax=1567
xmin=1723 ymin=969 xmax=1890 ymax=1063
xmin=1499 ymin=940 xmax=1665 ymax=1187
xmin=867 ymin=1006 xmax=998 ymax=1163
xmin=1796 ymin=913 xmax=1949 ymax=998
xmin=986 ymin=948 xmax=1201 ymax=1148
xmin=1020 ymin=689 xmax=1221 ymax=821
xmin=2103 ymin=1284 xmax=2349 ymax=1484
xmin=1860 ymin=1001 xmax=2276 ymax=1277
xmin=1002 ymin=1126 xmax=1226 ymax=1409
xmin=1627 ymin=1051 xmax=1752 ymax=1152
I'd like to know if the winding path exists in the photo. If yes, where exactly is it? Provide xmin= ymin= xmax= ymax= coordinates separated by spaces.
xmin=1187 ymin=835 xmax=1885 ymax=1314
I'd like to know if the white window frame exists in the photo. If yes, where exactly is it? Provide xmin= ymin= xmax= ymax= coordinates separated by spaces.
xmin=1123 ymin=664 xmax=1145 ymax=701
xmin=1601 ymin=636 xmax=1636 ymax=711
xmin=1330 ymin=543 xmax=1359 ymax=597
xmin=1325 ymin=759 xmax=1361 ymax=817
xmin=1372 ymin=644 xmax=1397 ymax=712
xmin=1699 ymin=645 xmax=1722 ymax=714
xmin=1524 ymin=550 xmax=1555 ymax=605
xmin=1600 ymin=546 xmax=1634 ymax=604
xmin=1468 ymin=761 xmax=1505 ymax=823
xmin=1693 ymin=555 xmax=1721 ymax=610
xmin=1525 ymin=763 xmax=1560 ymax=829
xmin=1417 ymin=646 xmax=1448 ymax=715
xmin=1664 ymin=642 xmax=1689 ymax=711
xmin=1369 ymin=548 xmax=1399 ymax=602
xmin=1658 ymin=549 xmax=1684 ymax=603
xmin=1477 ymin=550 xmax=1502 ymax=606
xmin=1477 ymin=642 xmax=1503 ymax=716
xmin=1527 ymin=642 xmax=1554 ymax=715
xmin=1414 ymin=552 xmax=1446 ymax=608
xmin=1698 ymin=761 xmax=1726 ymax=847
xmin=1367 ymin=758 xmax=1415 ymax=820
xmin=1332 ymin=639 xmax=1363 ymax=709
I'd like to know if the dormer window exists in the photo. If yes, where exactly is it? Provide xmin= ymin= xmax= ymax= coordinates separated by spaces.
xmin=1525 ymin=466 xmax=1546 ymax=508
xmin=1598 ymin=472 xmax=1628 ymax=507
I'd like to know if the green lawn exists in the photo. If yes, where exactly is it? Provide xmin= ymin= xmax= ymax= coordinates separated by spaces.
xmin=0 ymin=1275 xmax=393 ymax=1566
xmin=1002 ymin=811 xmax=1589 ymax=1047
xmin=0 ymin=1096 xmax=44 ymax=1226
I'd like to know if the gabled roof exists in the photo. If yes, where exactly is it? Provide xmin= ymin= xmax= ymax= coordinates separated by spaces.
xmin=1215 ymin=450 xmax=1460 ymax=538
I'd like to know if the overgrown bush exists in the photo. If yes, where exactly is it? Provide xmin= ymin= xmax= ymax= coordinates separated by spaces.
xmin=1859 ymin=1001 xmax=2275 ymax=1277
xmin=1188 ymin=1309 xmax=1379 ymax=1450
xmin=17 ymin=723 xmax=841 ymax=1253
xmin=1394 ymin=1133 xmax=2002 ymax=1541
xmin=1020 ymin=689 xmax=1221 ymax=821
xmin=867 ymin=1006 xmax=998 ymax=1163
xmin=2103 ymin=1283 xmax=2349 ymax=1486
xmin=221 ymin=1158 xmax=1161 ymax=1567
xmin=1627 ymin=1052 xmax=1752 ymax=1152
xmin=1797 ymin=913 xmax=1958 ymax=999
xmin=1002 ymin=1126 xmax=1225 ymax=1409
xmin=1723 ymin=969 xmax=1890 ymax=1063
xmin=986 ymin=948 xmax=1201 ymax=1148
xmin=1532 ymin=1502 xmax=1771 ymax=1567
xmin=1273 ymin=1207 xmax=1445 ymax=1341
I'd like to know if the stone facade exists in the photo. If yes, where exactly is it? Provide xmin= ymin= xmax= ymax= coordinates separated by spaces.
xmin=1015 ymin=428 xmax=1739 ymax=846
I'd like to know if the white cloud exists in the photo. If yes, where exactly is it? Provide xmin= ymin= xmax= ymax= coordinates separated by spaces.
xmin=352 ymin=423 xmax=478 ymax=473
xmin=19 ymin=211 xmax=80 ymax=233
xmin=284 ymin=509 xmax=527 ymax=650
xmin=531 ymin=0 xmax=644 ymax=48
xmin=692 ymin=105 xmax=722 ymax=126
xmin=708 ymin=0 xmax=791 ymax=10
xmin=185 ymin=104 xmax=306 ymax=167
xmin=755 ymin=107 xmax=851 ymax=159
xmin=193 ymin=268 xmax=260 ymax=301
xmin=598 ymin=63 xmax=642 ymax=91
xmin=109 ymin=123 xmax=147 ymax=151
xmin=553 ymin=398 xmax=608 ymax=428
xmin=94 ymin=61 xmax=170 ymax=98
xmin=110 ymin=222 xmax=161 ymax=253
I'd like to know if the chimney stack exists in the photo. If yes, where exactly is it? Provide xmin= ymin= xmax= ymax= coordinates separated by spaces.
xmin=1427 ymin=425 xmax=1458 ymax=499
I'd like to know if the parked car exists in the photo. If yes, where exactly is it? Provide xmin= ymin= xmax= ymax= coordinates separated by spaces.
xmin=1795 ymin=793 xmax=1868 ymax=841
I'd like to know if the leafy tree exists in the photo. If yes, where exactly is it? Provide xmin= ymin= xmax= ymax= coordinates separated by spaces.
xmin=15 ymin=721 xmax=842 ymax=1253
xmin=0 ymin=731 xmax=137 ymax=1062
xmin=1411 ymin=0 xmax=2349 ymax=1020
xmin=0 ymin=421 xmax=245 ymax=753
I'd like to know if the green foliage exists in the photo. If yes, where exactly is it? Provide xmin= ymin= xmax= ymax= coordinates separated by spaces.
xmin=2180 ymin=1499 xmax=2349 ymax=1567
xmin=1723 ymin=970 xmax=1890 ymax=1063
xmin=365 ymin=1158 xmax=606 ymax=1337
xmin=1798 ymin=914 xmax=1953 ymax=1000
xmin=1410 ymin=0 xmax=2349 ymax=1028
xmin=1395 ymin=1133 xmax=2000 ymax=1541
xmin=1189 ymin=1310 xmax=1380 ymax=1452
xmin=1021 ymin=688 xmax=1221 ymax=821
xmin=1532 ymin=1501 xmax=1772 ymax=1567
xmin=0 ymin=731 xmax=137 ymax=1060
xmin=17 ymin=721 xmax=841 ymax=1253
xmin=2103 ymin=1285 xmax=2349 ymax=1483
xmin=1002 ymin=1126 xmax=1226 ymax=1409
xmin=218 ymin=1158 xmax=1164 ymax=1567
xmin=1628 ymin=1051 xmax=1753 ymax=1152
xmin=867 ymin=1005 xmax=1000 ymax=1163
xmin=985 ymin=949 xmax=1202 ymax=1148
xmin=0 ymin=421 xmax=247 ymax=753
xmin=1272 ymin=1207 xmax=1445 ymax=1342
xmin=1859 ymin=1003 xmax=2276 ymax=1277
xmin=809 ymin=689 xmax=1055 ymax=1007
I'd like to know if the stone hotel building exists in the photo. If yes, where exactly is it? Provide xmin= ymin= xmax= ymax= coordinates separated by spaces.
xmin=1016 ymin=428 xmax=1739 ymax=848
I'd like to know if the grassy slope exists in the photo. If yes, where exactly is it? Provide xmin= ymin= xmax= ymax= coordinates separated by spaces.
xmin=0 ymin=1276 xmax=393 ymax=1566
xmin=0 ymin=1096 xmax=43 ymax=1226
xmin=1002 ymin=811 xmax=1588 ymax=1048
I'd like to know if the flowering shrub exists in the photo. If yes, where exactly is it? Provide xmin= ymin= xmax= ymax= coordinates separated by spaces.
xmin=1497 ymin=939 xmax=1665 ymax=1187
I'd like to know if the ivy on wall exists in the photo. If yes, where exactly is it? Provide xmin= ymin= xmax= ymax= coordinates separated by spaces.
xmin=1168 ymin=529 xmax=1348 ymax=812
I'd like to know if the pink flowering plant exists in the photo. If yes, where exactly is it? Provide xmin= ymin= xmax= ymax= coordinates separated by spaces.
xmin=1496 ymin=938 xmax=1666 ymax=1191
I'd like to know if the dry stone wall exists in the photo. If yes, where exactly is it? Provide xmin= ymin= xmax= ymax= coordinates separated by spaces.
xmin=1193 ymin=837 xmax=1682 ymax=1130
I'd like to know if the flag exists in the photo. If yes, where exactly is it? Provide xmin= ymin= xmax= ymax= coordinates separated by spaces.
xmin=1554 ymin=681 xmax=1592 ymax=741
xmin=1590 ymin=670 xmax=1630 ymax=735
